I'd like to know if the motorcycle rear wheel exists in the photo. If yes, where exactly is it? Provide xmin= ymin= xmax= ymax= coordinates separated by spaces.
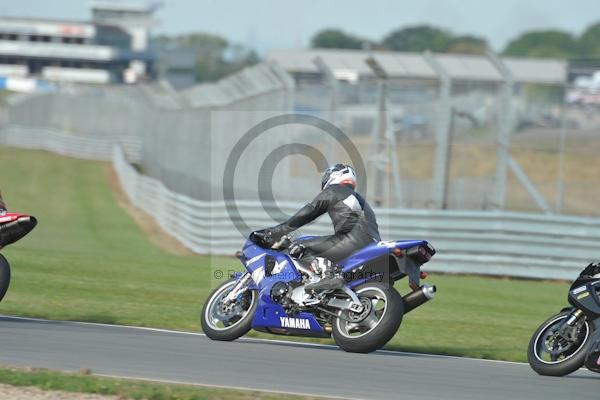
xmin=527 ymin=310 xmax=594 ymax=376
xmin=332 ymin=282 xmax=404 ymax=353
xmin=0 ymin=254 xmax=10 ymax=303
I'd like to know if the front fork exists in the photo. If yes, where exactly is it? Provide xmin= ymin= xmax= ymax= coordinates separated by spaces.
xmin=223 ymin=272 xmax=252 ymax=305
xmin=559 ymin=309 xmax=585 ymax=342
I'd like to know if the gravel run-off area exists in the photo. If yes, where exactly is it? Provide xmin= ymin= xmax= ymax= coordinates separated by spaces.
xmin=0 ymin=383 xmax=119 ymax=400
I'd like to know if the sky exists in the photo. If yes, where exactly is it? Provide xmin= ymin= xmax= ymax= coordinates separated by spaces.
xmin=2 ymin=0 xmax=600 ymax=54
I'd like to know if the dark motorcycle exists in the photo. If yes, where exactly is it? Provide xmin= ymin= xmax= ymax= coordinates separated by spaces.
xmin=527 ymin=263 xmax=600 ymax=376
xmin=0 ymin=212 xmax=37 ymax=302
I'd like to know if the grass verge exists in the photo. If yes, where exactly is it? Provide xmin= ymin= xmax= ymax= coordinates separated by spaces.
xmin=0 ymin=146 xmax=571 ymax=362
xmin=0 ymin=366 xmax=324 ymax=399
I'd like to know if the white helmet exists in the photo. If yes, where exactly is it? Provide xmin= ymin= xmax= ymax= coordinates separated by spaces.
xmin=321 ymin=164 xmax=357 ymax=190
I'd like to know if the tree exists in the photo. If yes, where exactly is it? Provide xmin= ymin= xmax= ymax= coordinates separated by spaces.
xmin=447 ymin=35 xmax=488 ymax=55
xmin=311 ymin=29 xmax=365 ymax=49
xmin=382 ymin=25 xmax=453 ymax=52
xmin=503 ymin=30 xmax=577 ymax=58
xmin=579 ymin=22 xmax=600 ymax=57
xmin=161 ymin=32 xmax=229 ymax=52
xmin=153 ymin=32 xmax=259 ymax=83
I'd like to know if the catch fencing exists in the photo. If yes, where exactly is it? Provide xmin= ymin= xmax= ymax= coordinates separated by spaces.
xmin=114 ymin=144 xmax=599 ymax=281
xmin=0 ymin=121 xmax=596 ymax=281
xmin=4 ymin=63 xmax=295 ymax=202
xmin=4 ymin=57 xmax=600 ymax=216
xmin=3 ymin=58 xmax=600 ymax=281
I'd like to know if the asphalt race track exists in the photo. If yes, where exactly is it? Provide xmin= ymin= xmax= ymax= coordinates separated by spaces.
xmin=0 ymin=316 xmax=597 ymax=399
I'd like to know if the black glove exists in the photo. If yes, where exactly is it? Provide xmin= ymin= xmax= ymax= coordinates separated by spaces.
xmin=581 ymin=263 xmax=600 ymax=278
xmin=250 ymin=229 xmax=275 ymax=248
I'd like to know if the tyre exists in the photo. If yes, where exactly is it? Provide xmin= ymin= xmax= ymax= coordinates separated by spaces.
xmin=527 ymin=310 xmax=595 ymax=376
xmin=332 ymin=282 xmax=404 ymax=353
xmin=0 ymin=254 xmax=10 ymax=303
xmin=200 ymin=278 xmax=258 ymax=341
xmin=584 ymin=336 xmax=600 ymax=373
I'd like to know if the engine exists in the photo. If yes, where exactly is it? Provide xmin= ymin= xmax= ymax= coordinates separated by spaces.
xmin=270 ymin=280 xmax=316 ymax=312
xmin=270 ymin=282 xmax=291 ymax=305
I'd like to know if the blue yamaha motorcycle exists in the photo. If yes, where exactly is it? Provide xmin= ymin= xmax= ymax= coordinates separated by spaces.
xmin=201 ymin=234 xmax=437 ymax=353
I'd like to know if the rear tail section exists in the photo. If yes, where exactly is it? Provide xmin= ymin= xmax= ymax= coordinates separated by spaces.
xmin=0 ymin=213 xmax=38 ymax=247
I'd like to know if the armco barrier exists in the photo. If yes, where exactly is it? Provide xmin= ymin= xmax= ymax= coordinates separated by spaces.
xmin=112 ymin=145 xmax=600 ymax=281
xmin=0 ymin=126 xmax=140 ymax=163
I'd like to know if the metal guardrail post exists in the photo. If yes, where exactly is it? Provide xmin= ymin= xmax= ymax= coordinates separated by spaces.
xmin=556 ymin=82 xmax=569 ymax=214
xmin=423 ymin=51 xmax=452 ymax=209
xmin=486 ymin=51 xmax=513 ymax=211
xmin=268 ymin=60 xmax=297 ymax=200
xmin=313 ymin=56 xmax=338 ymax=128
xmin=312 ymin=56 xmax=339 ymax=167
xmin=365 ymin=57 xmax=403 ymax=207
xmin=487 ymin=51 xmax=551 ymax=214
xmin=268 ymin=60 xmax=295 ymax=112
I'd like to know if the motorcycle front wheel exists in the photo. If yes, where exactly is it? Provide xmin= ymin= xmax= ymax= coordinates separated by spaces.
xmin=200 ymin=278 xmax=257 ymax=341
xmin=527 ymin=310 xmax=595 ymax=376
xmin=332 ymin=282 xmax=404 ymax=353
xmin=0 ymin=254 xmax=10 ymax=303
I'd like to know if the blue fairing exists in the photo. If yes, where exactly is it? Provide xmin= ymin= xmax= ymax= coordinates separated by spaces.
xmin=237 ymin=237 xmax=432 ymax=337
xmin=239 ymin=239 xmax=327 ymax=336
xmin=339 ymin=239 xmax=428 ymax=272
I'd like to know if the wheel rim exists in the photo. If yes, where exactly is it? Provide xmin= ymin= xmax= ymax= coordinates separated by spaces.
xmin=336 ymin=286 xmax=388 ymax=339
xmin=204 ymin=281 xmax=256 ymax=331
xmin=533 ymin=314 xmax=591 ymax=364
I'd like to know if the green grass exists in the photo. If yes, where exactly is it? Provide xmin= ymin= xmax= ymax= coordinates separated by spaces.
xmin=0 ymin=146 xmax=216 ymax=330
xmin=0 ymin=366 xmax=322 ymax=399
xmin=0 ymin=146 xmax=570 ymax=362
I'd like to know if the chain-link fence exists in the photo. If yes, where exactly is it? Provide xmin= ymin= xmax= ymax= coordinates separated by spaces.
xmin=4 ymin=63 xmax=299 ymax=204
xmin=505 ymin=81 xmax=600 ymax=217
xmin=293 ymin=73 xmax=506 ymax=210
xmin=2 ymin=52 xmax=600 ymax=217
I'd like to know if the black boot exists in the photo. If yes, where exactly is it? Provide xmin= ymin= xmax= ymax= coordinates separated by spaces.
xmin=304 ymin=276 xmax=344 ymax=293
xmin=304 ymin=263 xmax=344 ymax=293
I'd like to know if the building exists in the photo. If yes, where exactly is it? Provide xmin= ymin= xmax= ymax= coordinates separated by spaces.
xmin=154 ymin=46 xmax=197 ymax=89
xmin=0 ymin=1 xmax=159 ymax=87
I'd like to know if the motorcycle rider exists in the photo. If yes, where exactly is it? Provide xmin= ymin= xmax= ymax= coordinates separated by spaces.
xmin=252 ymin=164 xmax=380 ymax=293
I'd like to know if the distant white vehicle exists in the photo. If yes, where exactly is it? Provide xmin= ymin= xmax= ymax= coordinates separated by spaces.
xmin=567 ymin=71 xmax=600 ymax=105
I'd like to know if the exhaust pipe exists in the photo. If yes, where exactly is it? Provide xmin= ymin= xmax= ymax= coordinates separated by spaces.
xmin=0 ymin=216 xmax=38 ymax=247
xmin=402 ymin=284 xmax=436 ymax=313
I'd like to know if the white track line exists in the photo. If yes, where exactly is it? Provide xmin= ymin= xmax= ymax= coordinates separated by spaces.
xmin=0 ymin=314 xmax=528 ymax=366
xmin=94 ymin=373 xmax=359 ymax=400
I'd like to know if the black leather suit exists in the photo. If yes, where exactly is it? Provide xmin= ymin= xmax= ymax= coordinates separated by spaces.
xmin=269 ymin=184 xmax=381 ymax=263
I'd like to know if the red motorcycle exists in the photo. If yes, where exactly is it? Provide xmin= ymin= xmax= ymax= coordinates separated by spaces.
xmin=0 ymin=212 xmax=37 ymax=302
